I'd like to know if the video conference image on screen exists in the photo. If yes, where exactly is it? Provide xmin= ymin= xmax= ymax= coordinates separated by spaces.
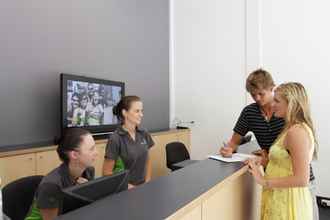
xmin=66 ymin=80 xmax=122 ymax=127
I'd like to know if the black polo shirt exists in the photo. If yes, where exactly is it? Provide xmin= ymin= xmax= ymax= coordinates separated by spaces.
xmin=105 ymin=126 xmax=154 ymax=185
xmin=35 ymin=163 xmax=94 ymax=213
xmin=234 ymin=103 xmax=285 ymax=151
xmin=234 ymin=102 xmax=314 ymax=181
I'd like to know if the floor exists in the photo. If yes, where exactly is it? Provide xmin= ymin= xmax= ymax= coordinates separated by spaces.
xmin=319 ymin=205 xmax=330 ymax=220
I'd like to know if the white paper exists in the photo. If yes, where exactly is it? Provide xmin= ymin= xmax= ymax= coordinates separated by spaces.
xmin=208 ymin=153 xmax=255 ymax=162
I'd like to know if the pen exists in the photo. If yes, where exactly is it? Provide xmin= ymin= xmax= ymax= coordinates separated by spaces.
xmin=222 ymin=141 xmax=232 ymax=158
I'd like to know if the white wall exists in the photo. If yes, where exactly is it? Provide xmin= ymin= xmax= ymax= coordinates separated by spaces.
xmin=261 ymin=0 xmax=330 ymax=197
xmin=172 ymin=0 xmax=330 ymax=196
xmin=172 ymin=0 xmax=246 ymax=160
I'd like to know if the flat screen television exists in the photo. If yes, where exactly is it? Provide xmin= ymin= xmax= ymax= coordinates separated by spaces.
xmin=61 ymin=73 xmax=125 ymax=135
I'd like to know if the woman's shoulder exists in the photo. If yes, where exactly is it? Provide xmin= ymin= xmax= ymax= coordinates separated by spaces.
xmin=38 ymin=164 xmax=64 ymax=187
xmin=112 ymin=127 xmax=125 ymax=137
xmin=107 ymin=127 xmax=126 ymax=144
xmin=287 ymin=123 xmax=310 ymax=136
xmin=136 ymin=127 xmax=150 ymax=135
xmin=285 ymin=123 xmax=312 ymax=146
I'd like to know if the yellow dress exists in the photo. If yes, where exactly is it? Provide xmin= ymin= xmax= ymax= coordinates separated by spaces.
xmin=261 ymin=124 xmax=313 ymax=220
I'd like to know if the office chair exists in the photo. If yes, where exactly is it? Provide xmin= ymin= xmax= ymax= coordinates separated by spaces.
xmin=166 ymin=142 xmax=197 ymax=171
xmin=2 ymin=175 xmax=44 ymax=220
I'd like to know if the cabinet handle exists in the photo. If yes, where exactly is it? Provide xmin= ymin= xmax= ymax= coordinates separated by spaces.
xmin=39 ymin=156 xmax=43 ymax=159
xmin=28 ymin=157 xmax=33 ymax=160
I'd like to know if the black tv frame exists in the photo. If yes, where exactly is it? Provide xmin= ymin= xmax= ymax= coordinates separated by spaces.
xmin=60 ymin=73 xmax=125 ymax=136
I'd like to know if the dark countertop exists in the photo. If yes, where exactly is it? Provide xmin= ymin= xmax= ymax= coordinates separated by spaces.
xmin=56 ymin=159 xmax=245 ymax=220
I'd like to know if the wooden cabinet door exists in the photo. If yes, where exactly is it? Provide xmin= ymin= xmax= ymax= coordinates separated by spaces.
xmin=36 ymin=150 xmax=62 ymax=176
xmin=176 ymin=130 xmax=191 ymax=153
xmin=150 ymin=133 xmax=173 ymax=178
xmin=0 ymin=153 xmax=36 ymax=187
xmin=0 ymin=129 xmax=191 ymax=186
xmin=94 ymin=143 xmax=106 ymax=177
xmin=35 ymin=144 xmax=106 ymax=178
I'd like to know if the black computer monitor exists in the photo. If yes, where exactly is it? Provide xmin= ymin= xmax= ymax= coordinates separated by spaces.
xmin=62 ymin=170 xmax=129 ymax=214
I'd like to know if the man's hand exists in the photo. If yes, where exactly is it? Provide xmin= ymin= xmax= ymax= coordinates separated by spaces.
xmin=252 ymin=149 xmax=264 ymax=156
xmin=128 ymin=183 xmax=136 ymax=190
xmin=219 ymin=145 xmax=234 ymax=157
xmin=76 ymin=177 xmax=88 ymax=184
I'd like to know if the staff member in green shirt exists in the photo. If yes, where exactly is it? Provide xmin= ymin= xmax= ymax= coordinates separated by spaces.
xmin=103 ymin=96 xmax=154 ymax=189
xmin=25 ymin=128 xmax=98 ymax=220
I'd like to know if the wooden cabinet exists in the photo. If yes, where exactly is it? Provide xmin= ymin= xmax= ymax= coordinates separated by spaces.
xmin=167 ymin=169 xmax=260 ymax=220
xmin=0 ymin=153 xmax=36 ymax=186
xmin=94 ymin=144 xmax=106 ymax=177
xmin=176 ymin=130 xmax=191 ymax=152
xmin=0 ymin=129 xmax=190 ymax=186
xmin=36 ymin=150 xmax=62 ymax=176
xmin=150 ymin=133 xmax=173 ymax=178
xmin=167 ymin=200 xmax=202 ymax=220
xmin=149 ymin=129 xmax=191 ymax=179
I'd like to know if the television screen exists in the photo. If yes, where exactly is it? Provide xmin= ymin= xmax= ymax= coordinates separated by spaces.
xmin=61 ymin=74 xmax=125 ymax=134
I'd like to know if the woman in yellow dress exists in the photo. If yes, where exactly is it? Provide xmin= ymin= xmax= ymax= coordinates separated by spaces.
xmin=247 ymin=82 xmax=318 ymax=220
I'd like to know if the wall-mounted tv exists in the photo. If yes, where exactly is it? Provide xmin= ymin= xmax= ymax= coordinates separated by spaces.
xmin=61 ymin=73 xmax=125 ymax=135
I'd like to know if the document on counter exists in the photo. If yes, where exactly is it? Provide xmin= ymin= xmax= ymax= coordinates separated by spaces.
xmin=208 ymin=153 xmax=255 ymax=163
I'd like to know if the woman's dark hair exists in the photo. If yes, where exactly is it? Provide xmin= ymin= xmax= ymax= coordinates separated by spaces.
xmin=112 ymin=95 xmax=141 ymax=122
xmin=56 ymin=128 xmax=91 ymax=164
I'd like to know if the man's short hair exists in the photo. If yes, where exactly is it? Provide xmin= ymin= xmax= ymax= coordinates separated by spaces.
xmin=246 ymin=69 xmax=275 ymax=93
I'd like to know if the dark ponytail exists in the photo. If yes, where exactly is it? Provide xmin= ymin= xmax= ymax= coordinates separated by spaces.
xmin=113 ymin=95 xmax=141 ymax=122
xmin=56 ymin=128 xmax=91 ymax=164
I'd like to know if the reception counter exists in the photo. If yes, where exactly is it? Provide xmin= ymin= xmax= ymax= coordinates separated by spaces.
xmin=56 ymin=156 xmax=261 ymax=220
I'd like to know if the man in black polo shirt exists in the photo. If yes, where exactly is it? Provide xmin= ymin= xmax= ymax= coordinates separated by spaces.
xmin=220 ymin=69 xmax=284 ymax=157
xmin=219 ymin=69 xmax=317 ymax=220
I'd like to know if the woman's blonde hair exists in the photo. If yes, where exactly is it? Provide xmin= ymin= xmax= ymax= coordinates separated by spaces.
xmin=275 ymin=82 xmax=318 ymax=159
